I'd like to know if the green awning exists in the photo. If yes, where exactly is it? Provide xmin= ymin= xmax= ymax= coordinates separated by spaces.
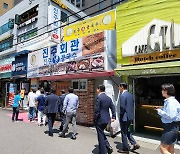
xmin=115 ymin=61 xmax=180 ymax=76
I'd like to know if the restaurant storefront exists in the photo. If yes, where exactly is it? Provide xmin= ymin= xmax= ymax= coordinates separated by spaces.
xmin=115 ymin=61 xmax=180 ymax=134
xmin=0 ymin=56 xmax=15 ymax=108
xmin=27 ymin=9 xmax=119 ymax=126
xmin=115 ymin=0 xmax=180 ymax=135
xmin=27 ymin=30 xmax=118 ymax=126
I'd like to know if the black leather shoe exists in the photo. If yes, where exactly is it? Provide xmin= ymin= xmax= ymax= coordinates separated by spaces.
xmin=117 ymin=149 xmax=129 ymax=153
xmin=59 ymin=133 xmax=65 ymax=138
xmin=107 ymin=146 xmax=113 ymax=154
xmin=71 ymin=135 xmax=76 ymax=140
xmin=48 ymin=133 xmax=53 ymax=137
xmin=59 ymin=125 xmax=63 ymax=132
xmin=132 ymin=144 xmax=140 ymax=151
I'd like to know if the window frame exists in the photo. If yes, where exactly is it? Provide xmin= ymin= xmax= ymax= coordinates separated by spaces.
xmin=71 ymin=79 xmax=87 ymax=91
xmin=3 ymin=3 xmax=8 ymax=9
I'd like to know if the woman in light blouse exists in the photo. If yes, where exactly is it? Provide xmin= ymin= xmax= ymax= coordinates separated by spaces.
xmin=155 ymin=84 xmax=180 ymax=154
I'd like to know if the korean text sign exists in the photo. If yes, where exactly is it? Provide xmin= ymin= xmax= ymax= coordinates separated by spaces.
xmin=64 ymin=10 xmax=115 ymax=41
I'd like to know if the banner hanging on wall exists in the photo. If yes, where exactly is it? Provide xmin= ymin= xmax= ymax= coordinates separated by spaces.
xmin=64 ymin=10 xmax=115 ymax=41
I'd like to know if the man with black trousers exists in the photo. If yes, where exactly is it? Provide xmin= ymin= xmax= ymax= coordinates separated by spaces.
xmin=45 ymin=88 xmax=59 ymax=137
xmin=94 ymin=85 xmax=116 ymax=154
xmin=58 ymin=90 xmax=66 ymax=131
xmin=118 ymin=83 xmax=140 ymax=153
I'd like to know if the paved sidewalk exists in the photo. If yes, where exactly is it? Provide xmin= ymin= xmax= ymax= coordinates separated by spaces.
xmin=1 ymin=108 xmax=180 ymax=154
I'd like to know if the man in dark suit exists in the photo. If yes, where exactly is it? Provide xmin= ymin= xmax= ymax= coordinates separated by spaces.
xmin=118 ymin=83 xmax=140 ymax=153
xmin=94 ymin=85 xmax=116 ymax=154
xmin=58 ymin=90 xmax=66 ymax=131
xmin=45 ymin=88 xmax=59 ymax=137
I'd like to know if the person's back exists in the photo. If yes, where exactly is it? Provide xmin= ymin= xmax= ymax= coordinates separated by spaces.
xmin=63 ymin=93 xmax=79 ymax=113
xmin=59 ymin=88 xmax=79 ymax=139
xmin=36 ymin=87 xmax=41 ymax=96
xmin=94 ymin=85 xmax=116 ymax=154
xmin=59 ymin=91 xmax=66 ymax=112
xmin=97 ymin=93 xmax=115 ymax=124
xmin=13 ymin=93 xmax=21 ymax=107
xmin=118 ymin=83 xmax=140 ymax=153
xmin=37 ymin=94 xmax=46 ymax=111
xmin=12 ymin=91 xmax=21 ymax=122
xmin=121 ymin=91 xmax=134 ymax=121
xmin=46 ymin=92 xmax=59 ymax=113
xmin=28 ymin=91 xmax=37 ymax=107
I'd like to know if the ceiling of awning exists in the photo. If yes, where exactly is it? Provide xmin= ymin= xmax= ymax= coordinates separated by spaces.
xmin=115 ymin=61 xmax=180 ymax=76
xmin=39 ymin=71 xmax=114 ymax=81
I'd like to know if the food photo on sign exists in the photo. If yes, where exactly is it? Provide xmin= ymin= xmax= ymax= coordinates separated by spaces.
xmin=66 ymin=61 xmax=77 ymax=73
xmin=39 ymin=65 xmax=51 ymax=76
xmin=91 ymin=56 xmax=104 ymax=71
xmin=77 ymin=58 xmax=90 ymax=72
xmin=82 ymin=31 xmax=104 ymax=56
xmin=51 ymin=63 xmax=66 ymax=75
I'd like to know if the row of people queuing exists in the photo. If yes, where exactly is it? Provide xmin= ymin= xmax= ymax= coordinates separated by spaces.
xmin=12 ymin=84 xmax=140 ymax=154
xmin=12 ymin=83 xmax=180 ymax=154
xmin=12 ymin=87 xmax=79 ymax=140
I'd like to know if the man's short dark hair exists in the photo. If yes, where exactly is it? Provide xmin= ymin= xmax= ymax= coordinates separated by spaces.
xmin=50 ymin=88 xmax=56 ymax=94
xmin=68 ymin=87 xmax=74 ymax=93
xmin=119 ymin=82 xmax=127 ymax=89
xmin=161 ymin=84 xmax=175 ymax=96
xmin=97 ymin=85 xmax=105 ymax=92
xmin=40 ymin=89 xmax=45 ymax=94
xmin=32 ymin=88 xmax=36 ymax=93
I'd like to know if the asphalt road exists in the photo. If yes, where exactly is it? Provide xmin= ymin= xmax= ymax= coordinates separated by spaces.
xmin=0 ymin=109 xmax=180 ymax=154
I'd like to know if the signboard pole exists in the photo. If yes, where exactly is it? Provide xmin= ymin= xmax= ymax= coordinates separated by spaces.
xmin=5 ymin=83 xmax=8 ymax=109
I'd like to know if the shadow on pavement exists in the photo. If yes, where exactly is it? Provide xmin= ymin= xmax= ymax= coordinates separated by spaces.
xmin=92 ymin=145 xmax=99 ymax=154
xmin=114 ymin=141 xmax=140 ymax=154
xmin=44 ymin=129 xmax=59 ymax=134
